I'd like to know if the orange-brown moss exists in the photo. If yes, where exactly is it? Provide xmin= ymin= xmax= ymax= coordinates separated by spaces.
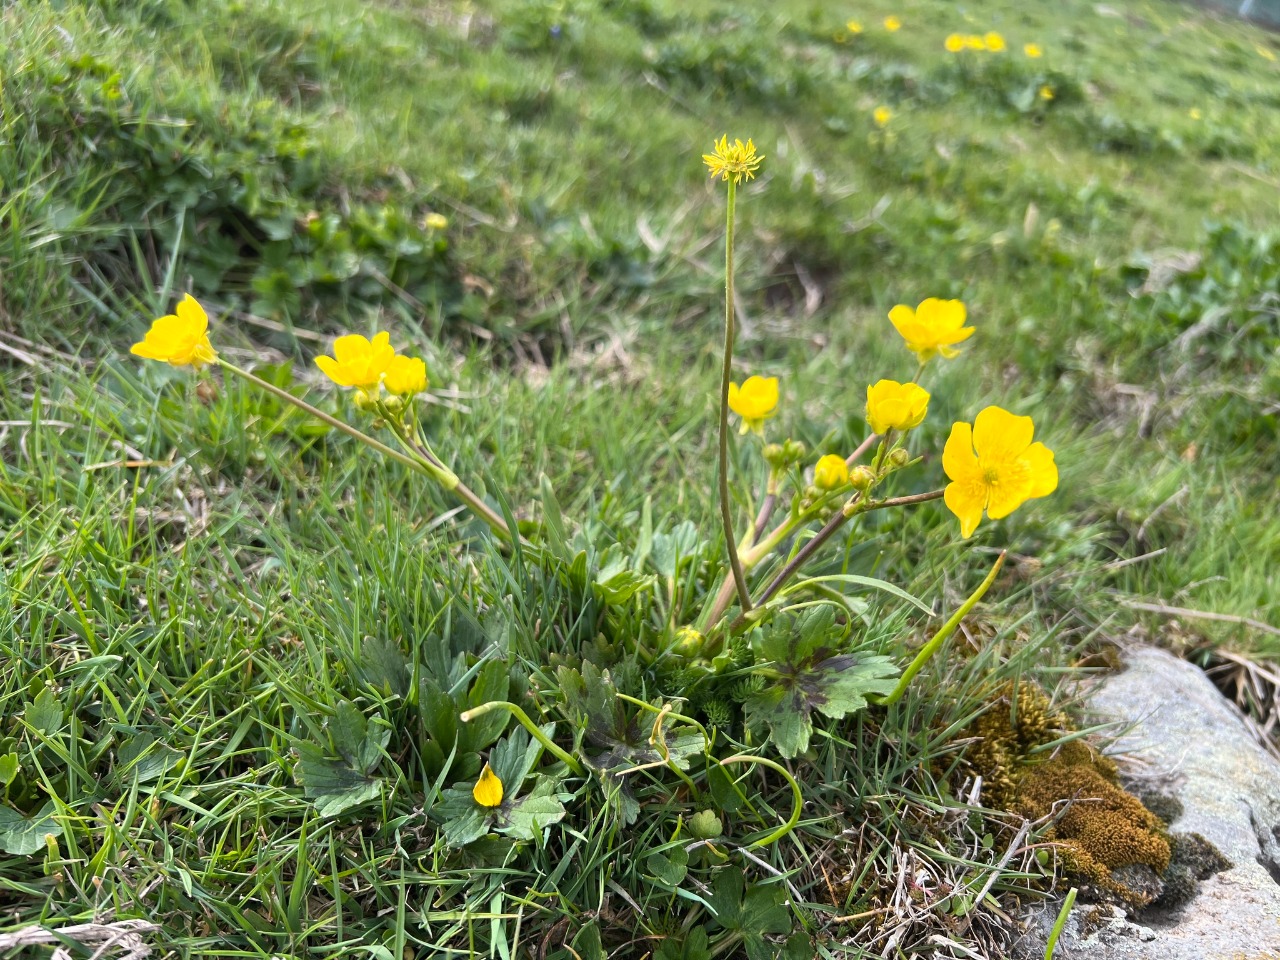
xmin=961 ymin=684 xmax=1171 ymax=908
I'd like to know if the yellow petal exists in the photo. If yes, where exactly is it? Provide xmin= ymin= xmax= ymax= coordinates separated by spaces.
xmin=942 ymin=422 xmax=982 ymax=484
xmin=315 ymin=355 xmax=343 ymax=383
xmin=1020 ymin=442 xmax=1059 ymax=499
xmin=888 ymin=304 xmax=917 ymax=338
xmin=473 ymin=763 xmax=504 ymax=807
xmin=972 ymin=406 xmax=1034 ymax=463
xmin=944 ymin=481 xmax=985 ymax=539
xmin=331 ymin=334 xmax=370 ymax=365
xmin=174 ymin=294 xmax=209 ymax=333
xmin=984 ymin=467 xmax=1033 ymax=520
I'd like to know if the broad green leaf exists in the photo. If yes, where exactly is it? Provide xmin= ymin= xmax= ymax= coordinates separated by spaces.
xmin=26 ymin=688 xmax=63 ymax=735
xmin=441 ymin=804 xmax=490 ymax=848
xmin=357 ymin=634 xmax=409 ymax=698
xmin=494 ymin=778 xmax=565 ymax=840
xmin=646 ymin=845 xmax=689 ymax=886
xmin=0 ymin=753 xmax=18 ymax=787
xmin=593 ymin=567 xmax=655 ymax=606
xmin=654 ymin=927 xmax=711 ymax=960
xmin=744 ymin=609 xmax=898 ymax=757
xmin=294 ymin=742 xmax=383 ymax=817
xmin=0 ymin=801 xmax=63 ymax=856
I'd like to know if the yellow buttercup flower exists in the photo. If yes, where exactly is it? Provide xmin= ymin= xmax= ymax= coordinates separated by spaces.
xmin=315 ymin=332 xmax=396 ymax=391
xmin=131 ymin=294 xmax=218 ymax=368
xmin=943 ymin=406 xmax=1058 ymax=538
xmin=424 ymin=212 xmax=448 ymax=230
xmin=846 ymin=19 xmax=863 ymax=33
xmin=1024 ymin=42 xmax=1043 ymax=58
xmin=984 ymin=32 xmax=1006 ymax=52
xmin=883 ymin=15 xmax=901 ymax=31
xmin=472 ymin=763 xmax=504 ymax=807
xmin=702 ymin=135 xmax=763 ymax=185
xmin=383 ymin=355 xmax=428 ymax=396
xmin=813 ymin=453 xmax=850 ymax=490
xmin=727 ymin=375 xmax=779 ymax=435
xmin=1039 ymin=85 xmax=1054 ymax=101
xmin=1188 ymin=107 xmax=1202 ymax=120
xmin=865 ymin=380 xmax=930 ymax=435
xmin=964 ymin=34 xmax=986 ymax=50
xmin=888 ymin=298 xmax=974 ymax=362
xmin=873 ymin=106 xmax=892 ymax=128
xmin=945 ymin=34 xmax=965 ymax=53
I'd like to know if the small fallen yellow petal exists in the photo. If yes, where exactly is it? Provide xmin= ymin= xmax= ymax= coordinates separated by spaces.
xmin=473 ymin=763 xmax=504 ymax=807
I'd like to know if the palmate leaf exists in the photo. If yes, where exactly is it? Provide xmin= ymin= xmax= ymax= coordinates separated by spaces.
xmin=0 ymin=801 xmax=63 ymax=856
xmin=742 ymin=607 xmax=898 ymax=758
xmin=294 ymin=702 xmax=390 ymax=817
xmin=705 ymin=867 xmax=793 ymax=960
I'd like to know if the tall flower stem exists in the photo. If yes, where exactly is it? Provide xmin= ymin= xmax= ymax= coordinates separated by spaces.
xmin=218 ymin=360 xmax=512 ymax=540
xmin=718 ymin=177 xmax=752 ymax=613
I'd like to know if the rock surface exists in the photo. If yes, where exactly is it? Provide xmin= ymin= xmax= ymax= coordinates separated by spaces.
xmin=1015 ymin=645 xmax=1280 ymax=958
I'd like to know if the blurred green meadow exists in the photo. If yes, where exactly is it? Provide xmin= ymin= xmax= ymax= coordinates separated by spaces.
xmin=2 ymin=0 xmax=1279 ymax=957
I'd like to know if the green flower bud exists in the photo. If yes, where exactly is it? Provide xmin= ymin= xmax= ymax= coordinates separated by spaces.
xmin=689 ymin=810 xmax=724 ymax=840
xmin=848 ymin=466 xmax=875 ymax=491
xmin=888 ymin=448 xmax=910 ymax=467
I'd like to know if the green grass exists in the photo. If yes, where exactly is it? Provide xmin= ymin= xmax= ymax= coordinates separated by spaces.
xmin=2 ymin=0 xmax=1279 ymax=956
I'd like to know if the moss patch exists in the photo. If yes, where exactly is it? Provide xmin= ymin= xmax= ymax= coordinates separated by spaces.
xmin=963 ymin=684 xmax=1173 ymax=908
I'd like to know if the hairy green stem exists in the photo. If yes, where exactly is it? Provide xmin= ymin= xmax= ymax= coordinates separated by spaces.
xmin=871 ymin=550 xmax=1006 ymax=706
xmin=219 ymin=360 xmax=512 ymax=540
xmin=718 ymin=177 xmax=752 ymax=614
xmin=459 ymin=701 xmax=584 ymax=775
xmin=730 ymin=489 xmax=945 ymax=632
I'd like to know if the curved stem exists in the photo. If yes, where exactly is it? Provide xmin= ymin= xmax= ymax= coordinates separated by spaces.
xmin=844 ymin=432 xmax=879 ymax=467
xmin=718 ymin=178 xmax=752 ymax=614
xmin=717 ymin=754 xmax=803 ymax=849
xmin=871 ymin=550 xmax=1005 ymax=706
xmin=459 ymin=701 xmax=584 ymax=775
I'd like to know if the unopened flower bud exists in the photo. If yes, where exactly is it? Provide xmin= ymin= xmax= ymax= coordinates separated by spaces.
xmin=762 ymin=443 xmax=786 ymax=468
xmin=672 ymin=626 xmax=705 ymax=657
xmin=783 ymin=439 xmax=807 ymax=461
xmin=848 ymin=466 xmax=875 ymax=491
xmin=383 ymin=395 xmax=405 ymax=415
xmin=353 ymin=390 xmax=377 ymax=413
xmin=888 ymin=448 xmax=910 ymax=468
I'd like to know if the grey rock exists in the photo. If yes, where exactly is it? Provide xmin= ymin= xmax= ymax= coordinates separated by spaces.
xmin=1014 ymin=645 xmax=1280 ymax=958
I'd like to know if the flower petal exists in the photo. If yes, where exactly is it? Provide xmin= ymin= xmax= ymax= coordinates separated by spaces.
xmin=174 ymin=294 xmax=208 ymax=333
xmin=972 ymin=406 xmax=1034 ymax=462
xmin=985 ymin=469 xmax=1033 ymax=520
xmin=944 ymin=481 xmax=985 ymax=539
xmin=942 ymin=422 xmax=982 ymax=484
xmin=1020 ymin=442 xmax=1059 ymax=499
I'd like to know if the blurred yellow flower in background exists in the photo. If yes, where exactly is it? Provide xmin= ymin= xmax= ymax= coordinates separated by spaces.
xmin=1024 ymin=42 xmax=1043 ymax=58
xmin=865 ymin=380 xmax=930 ymax=434
xmin=131 ymin=294 xmax=218 ymax=368
xmin=964 ymin=34 xmax=986 ymax=50
xmin=846 ymin=19 xmax=863 ymax=33
xmin=873 ymin=105 xmax=893 ymax=127
xmin=945 ymin=34 xmax=965 ymax=53
xmin=702 ymin=135 xmax=763 ymax=185
xmin=813 ymin=454 xmax=851 ymax=490
xmin=472 ymin=763 xmax=504 ymax=807
xmin=1039 ymin=85 xmax=1055 ymax=101
xmin=728 ymin=375 xmax=779 ymax=435
xmin=883 ymin=15 xmax=901 ymax=31
xmin=1188 ymin=107 xmax=1202 ymax=120
xmin=315 ymin=332 xmax=396 ymax=391
xmin=888 ymin=298 xmax=974 ymax=362
xmin=424 ymin=212 xmax=448 ymax=230
xmin=984 ymin=32 xmax=1006 ymax=52
xmin=943 ymin=406 xmax=1057 ymax=538
xmin=383 ymin=355 xmax=428 ymax=396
